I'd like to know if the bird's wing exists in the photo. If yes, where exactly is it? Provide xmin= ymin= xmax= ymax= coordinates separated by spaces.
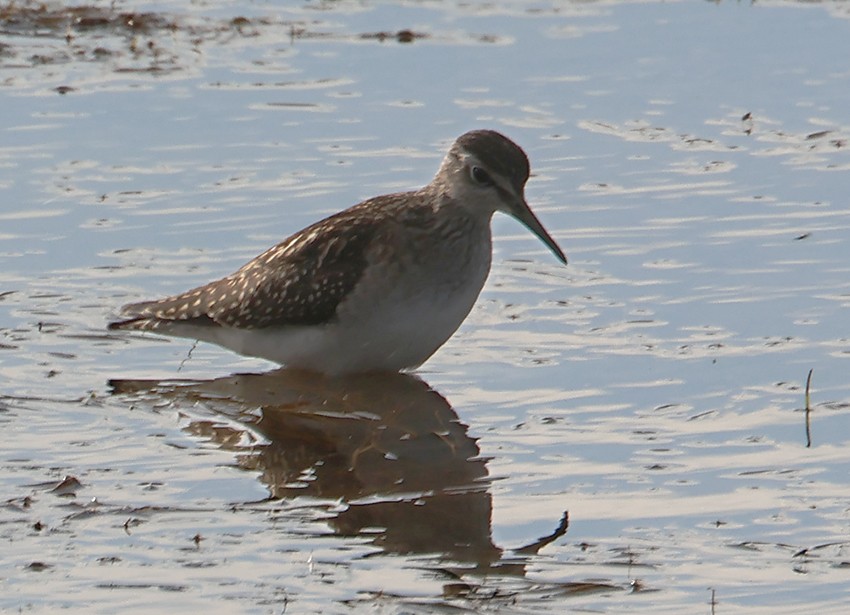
xmin=110 ymin=204 xmax=386 ymax=331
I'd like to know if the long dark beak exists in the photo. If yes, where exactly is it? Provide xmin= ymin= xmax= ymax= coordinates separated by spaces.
xmin=509 ymin=198 xmax=567 ymax=265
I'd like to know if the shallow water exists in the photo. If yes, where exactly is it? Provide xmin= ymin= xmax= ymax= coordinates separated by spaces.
xmin=2 ymin=0 xmax=850 ymax=612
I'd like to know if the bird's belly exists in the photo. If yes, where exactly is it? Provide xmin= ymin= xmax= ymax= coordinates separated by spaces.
xmin=219 ymin=259 xmax=488 ymax=373
xmin=357 ymin=282 xmax=482 ymax=366
xmin=334 ymin=250 xmax=491 ymax=371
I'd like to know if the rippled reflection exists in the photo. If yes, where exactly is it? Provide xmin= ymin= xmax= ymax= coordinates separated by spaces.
xmin=110 ymin=369 xmax=506 ymax=565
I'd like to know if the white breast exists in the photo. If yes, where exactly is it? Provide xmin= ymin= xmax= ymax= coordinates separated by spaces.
xmin=209 ymin=219 xmax=493 ymax=373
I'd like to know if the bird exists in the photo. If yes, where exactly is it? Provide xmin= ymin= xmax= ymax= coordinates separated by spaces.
xmin=109 ymin=129 xmax=567 ymax=374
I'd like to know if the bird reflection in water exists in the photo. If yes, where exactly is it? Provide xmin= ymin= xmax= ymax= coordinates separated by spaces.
xmin=110 ymin=369 xmax=568 ymax=570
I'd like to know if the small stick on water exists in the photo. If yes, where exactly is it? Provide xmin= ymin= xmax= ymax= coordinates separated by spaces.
xmin=710 ymin=588 xmax=717 ymax=615
xmin=805 ymin=368 xmax=813 ymax=448
xmin=178 ymin=341 xmax=198 ymax=373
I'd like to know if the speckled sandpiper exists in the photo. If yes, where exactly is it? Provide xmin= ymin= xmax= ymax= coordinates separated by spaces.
xmin=109 ymin=130 xmax=567 ymax=373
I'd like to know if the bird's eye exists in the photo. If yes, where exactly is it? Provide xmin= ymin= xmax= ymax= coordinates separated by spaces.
xmin=470 ymin=166 xmax=494 ymax=187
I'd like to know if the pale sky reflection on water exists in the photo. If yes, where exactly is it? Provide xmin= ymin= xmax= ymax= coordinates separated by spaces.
xmin=1 ymin=1 xmax=850 ymax=613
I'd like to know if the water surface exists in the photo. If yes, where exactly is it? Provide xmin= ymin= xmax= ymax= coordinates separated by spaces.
xmin=2 ymin=1 xmax=850 ymax=612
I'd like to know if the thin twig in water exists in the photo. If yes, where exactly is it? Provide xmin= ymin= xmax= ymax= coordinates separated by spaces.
xmin=178 ymin=340 xmax=198 ymax=372
xmin=805 ymin=368 xmax=813 ymax=448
